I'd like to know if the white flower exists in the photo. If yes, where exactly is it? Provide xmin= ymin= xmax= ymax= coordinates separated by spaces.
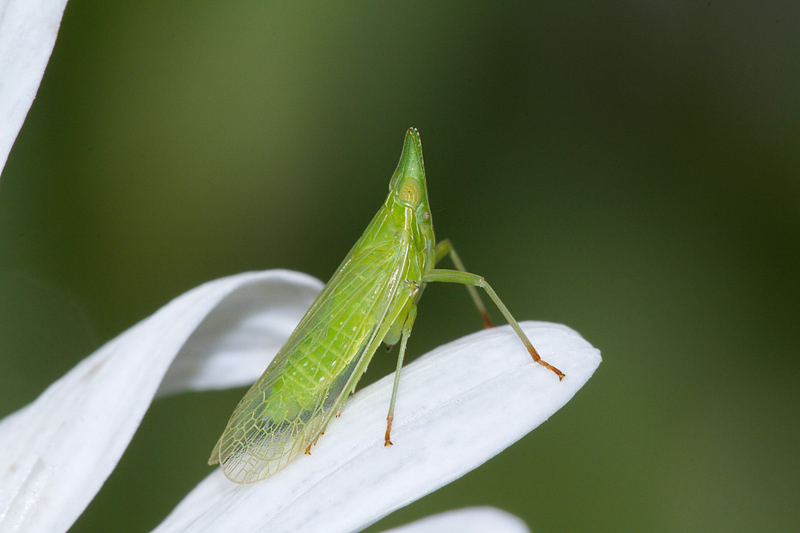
xmin=0 ymin=270 xmax=600 ymax=532
xmin=0 ymin=5 xmax=601 ymax=531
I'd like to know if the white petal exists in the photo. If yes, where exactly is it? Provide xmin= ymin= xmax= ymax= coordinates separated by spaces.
xmin=0 ymin=0 xmax=69 ymax=174
xmin=153 ymin=322 xmax=601 ymax=533
xmin=155 ymin=272 xmax=323 ymax=396
xmin=382 ymin=507 xmax=530 ymax=533
xmin=0 ymin=271 xmax=321 ymax=533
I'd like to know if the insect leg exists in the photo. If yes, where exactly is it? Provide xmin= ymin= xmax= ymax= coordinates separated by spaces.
xmin=433 ymin=239 xmax=493 ymax=328
xmin=423 ymin=268 xmax=564 ymax=380
xmin=385 ymin=303 xmax=418 ymax=446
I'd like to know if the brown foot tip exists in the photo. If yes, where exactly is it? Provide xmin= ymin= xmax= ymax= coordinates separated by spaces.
xmin=537 ymin=359 xmax=565 ymax=381
xmin=481 ymin=310 xmax=494 ymax=329
xmin=385 ymin=417 xmax=394 ymax=446
xmin=529 ymin=346 xmax=565 ymax=380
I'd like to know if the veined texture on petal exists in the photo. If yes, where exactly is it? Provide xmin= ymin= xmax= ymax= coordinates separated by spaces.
xmin=0 ymin=270 xmax=322 ymax=533
xmin=153 ymin=321 xmax=601 ymax=533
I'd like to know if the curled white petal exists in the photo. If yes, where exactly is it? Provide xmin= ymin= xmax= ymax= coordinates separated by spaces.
xmin=153 ymin=321 xmax=601 ymax=533
xmin=155 ymin=273 xmax=322 ymax=396
xmin=0 ymin=0 xmax=69 ymax=174
xmin=0 ymin=271 xmax=322 ymax=533
xmin=382 ymin=507 xmax=530 ymax=533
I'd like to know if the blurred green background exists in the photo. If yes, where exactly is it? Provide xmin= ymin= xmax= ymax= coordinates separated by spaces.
xmin=1 ymin=2 xmax=798 ymax=531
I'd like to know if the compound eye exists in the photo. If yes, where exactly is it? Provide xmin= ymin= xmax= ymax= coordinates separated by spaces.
xmin=398 ymin=180 xmax=421 ymax=206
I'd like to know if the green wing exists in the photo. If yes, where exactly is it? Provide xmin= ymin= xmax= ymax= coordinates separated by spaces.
xmin=210 ymin=240 xmax=412 ymax=482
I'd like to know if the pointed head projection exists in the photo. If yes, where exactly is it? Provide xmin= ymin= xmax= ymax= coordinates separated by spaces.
xmin=389 ymin=128 xmax=430 ymax=216
xmin=389 ymin=128 xmax=431 ymax=208
xmin=387 ymin=128 xmax=435 ymax=249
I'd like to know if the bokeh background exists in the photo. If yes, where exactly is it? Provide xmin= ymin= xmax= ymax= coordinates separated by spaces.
xmin=1 ymin=2 xmax=798 ymax=532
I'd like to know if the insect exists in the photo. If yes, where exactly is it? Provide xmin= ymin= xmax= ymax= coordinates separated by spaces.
xmin=209 ymin=128 xmax=564 ymax=483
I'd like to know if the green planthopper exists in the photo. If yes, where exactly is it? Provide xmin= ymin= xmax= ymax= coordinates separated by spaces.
xmin=209 ymin=128 xmax=563 ymax=483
